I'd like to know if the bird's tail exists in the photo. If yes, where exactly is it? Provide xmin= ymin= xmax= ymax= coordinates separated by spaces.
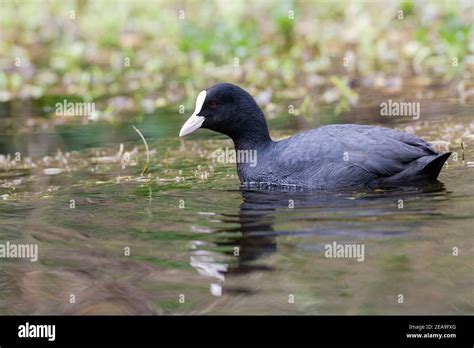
xmin=421 ymin=152 xmax=451 ymax=180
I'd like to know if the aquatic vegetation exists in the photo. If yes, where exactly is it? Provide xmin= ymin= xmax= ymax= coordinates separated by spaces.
xmin=132 ymin=125 xmax=150 ymax=176
xmin=0 ymin=0 xmax=472 ymax=118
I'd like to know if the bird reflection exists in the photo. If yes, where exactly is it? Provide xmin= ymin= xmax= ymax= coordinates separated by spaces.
xmin=190 ymin=182 xmax=447 ymax=296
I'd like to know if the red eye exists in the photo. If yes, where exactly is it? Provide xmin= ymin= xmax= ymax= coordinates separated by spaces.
xmin=210 ymin=101 xmax=217 ymax=108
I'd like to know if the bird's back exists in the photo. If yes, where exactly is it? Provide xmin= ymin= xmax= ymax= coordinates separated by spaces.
xmin=239 ymin=124 xmax=449 ymax=189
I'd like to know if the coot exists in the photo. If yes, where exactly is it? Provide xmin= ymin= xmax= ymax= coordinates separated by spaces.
xmin=179 ymin=83 xmax=450 ymax=189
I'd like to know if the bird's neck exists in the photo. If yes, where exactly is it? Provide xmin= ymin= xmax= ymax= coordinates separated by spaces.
xmin=231 ymin=124 xmax=272 ymax=184
xmin=230 ymin=111 xmax=273 ymax=151
xmin=232 ymin=131 xmax=272 ymax=152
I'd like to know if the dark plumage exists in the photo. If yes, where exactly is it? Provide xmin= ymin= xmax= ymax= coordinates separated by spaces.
xmin=179 ymin=83 xmax=450 ymax=189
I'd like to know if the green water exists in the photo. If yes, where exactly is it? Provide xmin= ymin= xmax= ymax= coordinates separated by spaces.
xmin=0 ymin=90 xmax=473 ymax=315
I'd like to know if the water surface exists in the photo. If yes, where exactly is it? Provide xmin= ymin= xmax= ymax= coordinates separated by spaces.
xmin=0 ymin=88 xmax=473 ymax=314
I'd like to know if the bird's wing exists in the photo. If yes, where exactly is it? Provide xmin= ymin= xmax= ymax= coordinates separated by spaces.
xmin=275 ymin=125 xmax=437 ymax=178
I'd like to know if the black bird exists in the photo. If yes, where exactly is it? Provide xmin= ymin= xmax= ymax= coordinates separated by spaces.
xmin=179 ymin=83 xmax=451 ymax=189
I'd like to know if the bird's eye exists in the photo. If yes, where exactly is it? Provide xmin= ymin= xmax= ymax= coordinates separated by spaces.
xmin=210 ymin=101 xmax=217 ymax=108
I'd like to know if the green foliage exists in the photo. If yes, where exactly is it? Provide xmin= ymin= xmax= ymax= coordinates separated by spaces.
xmin=0 ymin=0 xmax=471 ymax=113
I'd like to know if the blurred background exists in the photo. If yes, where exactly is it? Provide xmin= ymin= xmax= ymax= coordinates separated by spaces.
xmin=0 ymin=0 xmax=473 ymax=315
xmin=0 ymin=0 xmax=472 ymax=138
